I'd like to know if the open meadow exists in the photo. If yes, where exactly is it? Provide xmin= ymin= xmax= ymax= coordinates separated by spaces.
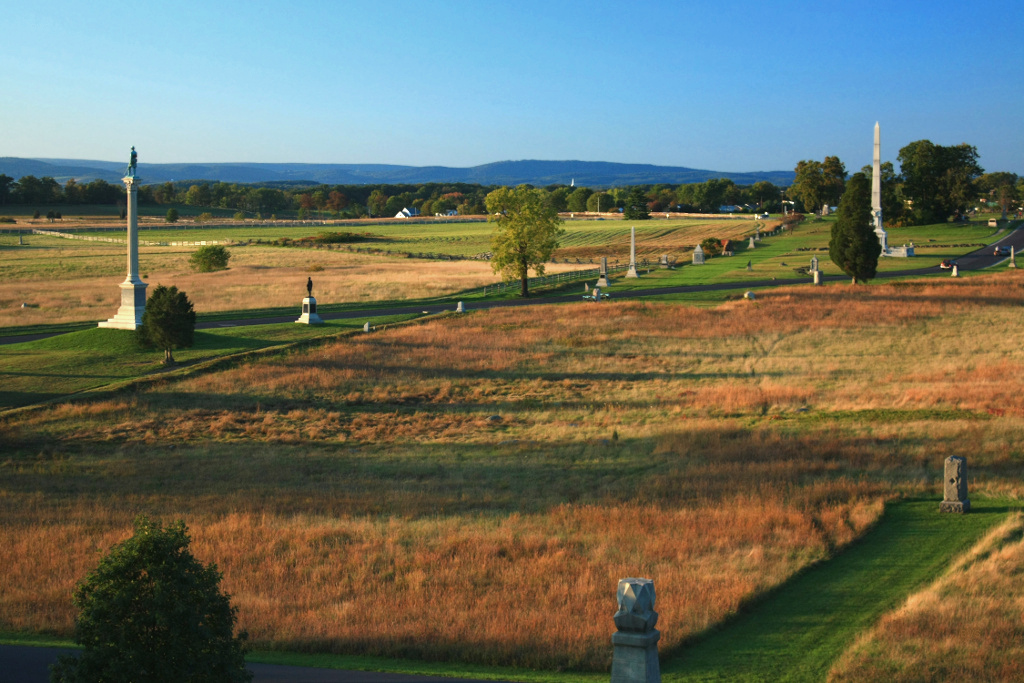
xmin=4 ymin=270 xmax=1024 ymax=679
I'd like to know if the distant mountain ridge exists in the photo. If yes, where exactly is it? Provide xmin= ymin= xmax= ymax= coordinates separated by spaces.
xmin=1 ymin=157 xmax=794 ymax=187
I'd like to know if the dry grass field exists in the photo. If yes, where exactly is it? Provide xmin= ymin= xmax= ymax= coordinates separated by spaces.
xmin=4 ymin=272 xmax=1024 ymax=671
xmin=829 ymin=514 xmax=1024 ymax=682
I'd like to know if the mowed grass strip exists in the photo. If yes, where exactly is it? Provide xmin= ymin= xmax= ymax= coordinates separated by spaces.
xmin=662 ymin=499 xmax=1014 ymax=682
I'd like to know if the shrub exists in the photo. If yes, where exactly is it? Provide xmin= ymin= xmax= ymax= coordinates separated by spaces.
xmin=233 ymin=212 xmax=245 ymax=221
xmin=33 ymin=210 xmax=40 ymax=219
xmin=189 ymin=245 xmax=231 ymax=273
xmin=50 ymin=516 xmax=251 ymax=683
xmin=166 ymin=208 xmax=179 ymax=223
xmin=0 ymin=216 xmax=15 ymax=224
xmin=700 ymin=237 xmax=723 ymax=257
xmin=197 ymin=212 xmax=214 ymax=223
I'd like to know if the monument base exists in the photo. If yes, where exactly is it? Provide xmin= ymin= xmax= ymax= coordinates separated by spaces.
xmin=611 ymin=629 xmax=660 ymax=683
xmin=625 ymin=266 xmax=638 ymax=278
xmin=98 ymin=280 xmax=148 ymax=330
xmin=596 ymin=276 xmax=610 ymax=287
xmin=295 ymin=296 xmax=324 ymax=325
xmin=940 ymin=500 xmax=970 ymax=514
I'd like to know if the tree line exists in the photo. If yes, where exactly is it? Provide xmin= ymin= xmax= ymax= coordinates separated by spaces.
xmin=790 ymin=140 xmax=1022 ymax=226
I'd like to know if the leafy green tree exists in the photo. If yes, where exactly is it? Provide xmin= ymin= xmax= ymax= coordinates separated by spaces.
xmin=137 ymin=285 xmax=196 ymax=365
xmin=821 ymin=155 xmax=848 ymax=207
xmin=50 ymin=516 xmax=250 ymax=683
xmin=750 ymin=180 xmax=779 ymax=210
xmin=566 ymin=187 xmax=592 ymax=213
xmin=166 ymin=208 xmax=179 ymax=223
xmin=486 ymin=185 xmax=564 ymax=297
xmin=586 ymin=192 xmax=613 ymax=213
xmin=898 ymin=140 xmax=983 ymax=224
xmin=623 ymin=187 xmax=651 ymax=220
xmin=860 ymin=160 xmax=904 ymax=226
xmin=189 ymin=245 xmax=231 ymax=272
xmin=545 ymin=187 xmax=570 ymax=213
xmin=829 ymin=173 xmax=881 ymax=284
xmin=978 ymin=172 xmax=1019 ymax=219
xmin=367 ymin=189 xmax=388 ymax=217
xmin=0 ymin=173 xmax=13 ymax=205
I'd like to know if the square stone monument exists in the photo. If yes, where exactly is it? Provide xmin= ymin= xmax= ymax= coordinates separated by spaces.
xmin=940 ymin=456 xmax=970 ymax=513
xmin=748 ymin=236 xmax=756 ymax=250
xmin=99 ymin=149 xmax=147 ymax=330
xmin=692 ymin=245 xmax=705 ymax=265
xmin=611 ymin=578 xmax=660 ymax=683
xmin=295 ymin=297 xmax=324 ymax=325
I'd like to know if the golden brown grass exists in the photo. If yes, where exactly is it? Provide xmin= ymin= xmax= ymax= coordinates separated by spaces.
xmin=828 ymin=513 xmax=1024 ymax=682
xmin=4 ymin=272 xmax=1024 ymax=670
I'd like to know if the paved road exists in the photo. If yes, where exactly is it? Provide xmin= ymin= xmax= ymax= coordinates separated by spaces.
xmin=0 ymin=645 xmax=510 ymax=683
xmin=3 ymin=226 xmax=1020 ymax=348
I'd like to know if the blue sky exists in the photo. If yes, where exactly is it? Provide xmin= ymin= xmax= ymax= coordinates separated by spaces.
xmin=2 ymin=0 xmax=1022 ymax=174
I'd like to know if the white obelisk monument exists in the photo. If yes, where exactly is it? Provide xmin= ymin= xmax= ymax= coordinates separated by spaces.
xmin=99 ymin=147 xmax=147 ymax=329
xmin=625 ymin=226 xmax=639 ymax=278
xmin=872 ymin=122 xmax=889 ymax=255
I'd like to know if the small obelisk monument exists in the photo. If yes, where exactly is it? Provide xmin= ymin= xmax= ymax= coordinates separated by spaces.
xmin=625 ymin=227 xmax=639 ymax=278
xmin=99 ymin=147 xmax=147 ymax=329
xmin=872 ymin=122 xmax=889 ymax=255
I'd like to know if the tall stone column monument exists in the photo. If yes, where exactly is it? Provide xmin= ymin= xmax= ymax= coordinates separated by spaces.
xmin=99 ymin=147 xmax=148 ymax=329
xmin=872 ymin=122 xmax=889 ymax=255
xmin=625 ymin=227 xmax=639 ymax=278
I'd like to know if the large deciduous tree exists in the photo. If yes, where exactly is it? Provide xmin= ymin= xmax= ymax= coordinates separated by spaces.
xmin=791 ymin=156 xmax=846 ymax=213
xmin=829 ymin=172 xmax=881 ymax=284
xmin=486 ymin=185 xmax=564 ymax=297
xmin=137 ymin=285 xmax=196 ymax=365
xmin=50 ymin=516 xmax=251 ymax=683
xmin=897 ymin=140 xmax=983 ymax=224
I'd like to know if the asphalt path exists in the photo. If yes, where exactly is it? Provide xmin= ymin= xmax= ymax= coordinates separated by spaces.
xmin=6 ymin=226 xmax=1018 ymax=347
xmin=0 ymin=645 xmax=511 ymax=683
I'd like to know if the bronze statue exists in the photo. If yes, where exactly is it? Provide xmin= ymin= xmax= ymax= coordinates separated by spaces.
xmin=306 ymin=277 xmax=313 ymax=297
xmin=126 ymin=146 xmax=138 ymax=177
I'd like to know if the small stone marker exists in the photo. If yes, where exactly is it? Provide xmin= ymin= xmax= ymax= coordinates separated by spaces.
xmin=363 ymin=322 xmax=371 ymax=332
xmin=748 ymin=236 xmax=756 ymax=249
xmin=1010 ymin=246 xmax=1017 ymax=269
xmin=743 ymin=291 xmax=755 ymax=300
xmin=813 ymin=270 xmax=822 ymax=286
xmin=951 ymin=264 xmax=959 ymax=278
xmin=940 ymin=456 xmax=970 ymax=513
xmin=692 ymin=244 xmax=705 ymax=265
xmin=597 ymin=257 xmax=610 ymax=287
xmin=746 ymin=260 xmax=752 ymax=272
xmin=611 ymin=578 xmax=660 ymax=683
xmin=592 ymin=286 xmax=602 ymax=301
xmin=660 ymin=254 xmax=669 ymax=268
xmin=456 ymin=301 xmax=464 ymax=313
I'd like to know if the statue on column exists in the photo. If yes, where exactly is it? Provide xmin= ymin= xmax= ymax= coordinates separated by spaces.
xmin=126 ymin=146 xmax=138 ymax=177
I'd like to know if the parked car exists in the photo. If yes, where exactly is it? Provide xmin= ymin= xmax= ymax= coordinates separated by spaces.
xmin=994 ymin=246 xmax=1012 ymax=256
xmin=939 ymin=259 xmax=956 ymax=269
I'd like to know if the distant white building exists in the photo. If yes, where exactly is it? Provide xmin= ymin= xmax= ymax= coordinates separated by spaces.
xmin=395 ymin=207 xmax=421 ymax=218
xmin=435 ymin=209 xmax=458 ymax=217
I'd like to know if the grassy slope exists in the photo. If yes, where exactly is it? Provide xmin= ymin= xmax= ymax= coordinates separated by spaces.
xmin=662 ymin=499 xmax=1013 ymax=682
xmin=0 ymin=316 xmax=416 ymax=410
xmin=4 ymin=499 xmax=1010 ymax=683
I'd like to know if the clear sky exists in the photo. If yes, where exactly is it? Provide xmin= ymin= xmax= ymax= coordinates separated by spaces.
xmin=2 ymin=0 xmax=1022 ymax=174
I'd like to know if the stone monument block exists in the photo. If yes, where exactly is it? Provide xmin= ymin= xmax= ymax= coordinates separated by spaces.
xmin=611 ymin=578 xmax=660 ymax=683
xmin=660 ymin=254 xmax=669 ymax=269
xmin=456 ymin=301 xmax=464 ymax=313
xmin=692 ymin=245 xmax=705 ymax=265
xmin=748 ymin=236 xmax=756 ymax=249
xmin=596 ymin=256 xmax=610 ymax=287
xmin=295 ymin=296 xmax=324 ymax=325
xmin=813 ymin=270 xmax=822 ymax=286
xmin=940 ymin=456 xmax=970 ymax=513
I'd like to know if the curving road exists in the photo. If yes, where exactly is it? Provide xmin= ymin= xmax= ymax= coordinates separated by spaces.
xmin=0 ymin=644 xmax=512 ymax=683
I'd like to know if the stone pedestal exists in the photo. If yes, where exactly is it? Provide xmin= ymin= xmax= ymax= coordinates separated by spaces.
xmin=813 ymin=270 xmax=822 ymax=286
xmin=951 ymin=265 xmax=959 ymax=278
xmin=99 ymin=175 xmax=147 ymax=330
xmin=611 ymin=578 xmax=660 ymax=683
xmin=295 ymin=296 xmax=324 ymax=325
xmin=611 ymin=630 xmax=660 ymax=683
xmin=940 ymin=456 xmax=970 ymax=513
xmin=692 ymin=245 xmax=705 ymax=265
xmin=748 ymin=236 xmax=756 ymax=249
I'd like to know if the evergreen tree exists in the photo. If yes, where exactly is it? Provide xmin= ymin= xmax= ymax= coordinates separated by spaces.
xmin=137 ymin=285 xmax=196 ymax=364
xmin=829 ymin=172 xmax=881 ymax=284
xmin=623 ymin=187 xmax=650 ymax=220
xmin=50 ymin=516 xmax=251 ymax=683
